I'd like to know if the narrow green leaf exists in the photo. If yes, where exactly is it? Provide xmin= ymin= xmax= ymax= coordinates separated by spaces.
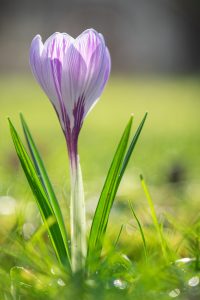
xmin=9 ymin=119 xmax=71 ymax=270
xmin=129 ymin=200 xmax=148 ymax=262
xmin=87 ymin=114 xmax=147 ymax=271
xmin=87 ymin=116 xmax=133 ymax=267
xmin=119 ymin=112 xmax=147 ymax=180
xmin=20 ymin=113 xmax=70 ymax=263
xmin=140 ymin=174 xmax=169 ymax=262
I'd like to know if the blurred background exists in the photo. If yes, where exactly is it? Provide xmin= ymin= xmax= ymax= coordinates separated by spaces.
xmin=0 ymin=0 xmax=200 ymax=237
xmin=0 ymin=0 xmax=200 ymax=73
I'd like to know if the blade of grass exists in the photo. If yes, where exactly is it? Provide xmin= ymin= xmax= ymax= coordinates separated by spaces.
xmin=128 ymin=200 xmax=148 ymax=262
xmin=20 ymin=113 xmax=70 ymax=262
xmin=24 ymin=218 xmax=57 ymax=273
xmin=9 ymin=119 xmax=71 ymax=270
xmin=114 ymin=224 xmax=124 ymax=248
xmin=87 ymin=114 xmax=147 ymax=270
xmin=140 ymin=174 xmax=169 ymax=262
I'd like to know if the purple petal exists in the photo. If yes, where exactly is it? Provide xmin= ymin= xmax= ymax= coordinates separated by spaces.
xmin=74 ymin=29 xmax=105 ymax=66
xmin=29 ymin=35 xmax=44 ymax=89
xmin=42 ymin=33 xmax=74 ymax=128
xmin=41 ymin=33 xmax=74 ymax=102
xmin=79 ymin=42 xmax=111 ymax=117
xmin=30 ymin=33 xmax=74 ymax=130
xmin=43 ymin=32 xmax=74 ymax=60
xmin=63 ymin=29 xmax=111 ymax=119
xmin=61 ymin=45 xmax=87 ymax=124
xmin=30 ymin=35 xmax=61 ymax=115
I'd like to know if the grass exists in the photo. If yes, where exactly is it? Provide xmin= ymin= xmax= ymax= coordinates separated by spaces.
xmin=0 ymin=74 xmax=200 ymax=299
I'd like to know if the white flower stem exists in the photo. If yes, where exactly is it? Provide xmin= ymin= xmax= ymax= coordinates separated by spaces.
xmin=70 ymin=155 xmax=87 ymax=273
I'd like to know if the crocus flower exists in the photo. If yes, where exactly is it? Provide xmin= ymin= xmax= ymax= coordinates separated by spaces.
xmin=29 ymin=29 xmax=111 ymax=273
xmin=30 ymin=29 xmax=111 ymax=166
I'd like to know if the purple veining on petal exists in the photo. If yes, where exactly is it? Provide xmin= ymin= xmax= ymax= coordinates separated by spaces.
xmin=74 ymin=29 xmax=104 ymax=67
xmin=63 ymin=37 xmax=67 ymax=53
xmin=82 ymin=42 xmax=111 ymax=116
xmin=61 ymin=44 xmax=87 ymax=121
xmin=64 ymin=95 xmax=85 ymax=166
xmin=47 ymin=37 xmax=69 ymax=136
xmin=50 ymin=58 xmax=67 ymax=125
xmin=72 ymin=94 xmax=85 ymax=141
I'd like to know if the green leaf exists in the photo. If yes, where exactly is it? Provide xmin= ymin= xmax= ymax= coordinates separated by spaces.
xmin=119 ymin=113 xmax=147 ymax=180
xmin=87 ymin=116 xmax=132 ymax=269
xmin=9 ymin=119 xmax=71 ymax=271
xmin=87 ymin=114 xmax=147 ymax=271
xmin=20 ymin=113 xmax=70 ymax=264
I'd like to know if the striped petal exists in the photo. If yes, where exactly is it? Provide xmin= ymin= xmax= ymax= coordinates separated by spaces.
xmin=83 ymin=44 xmax=111 ymax=116
xmin=61 ymin=45 xmax=87 ymax=125
xmin=29 ymin=35 xmax=44 ymax=89
xmin=74 ymin=29 xmax=105 ymax=66
xmin=29 ymin=29 xmax=111 ymax=161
